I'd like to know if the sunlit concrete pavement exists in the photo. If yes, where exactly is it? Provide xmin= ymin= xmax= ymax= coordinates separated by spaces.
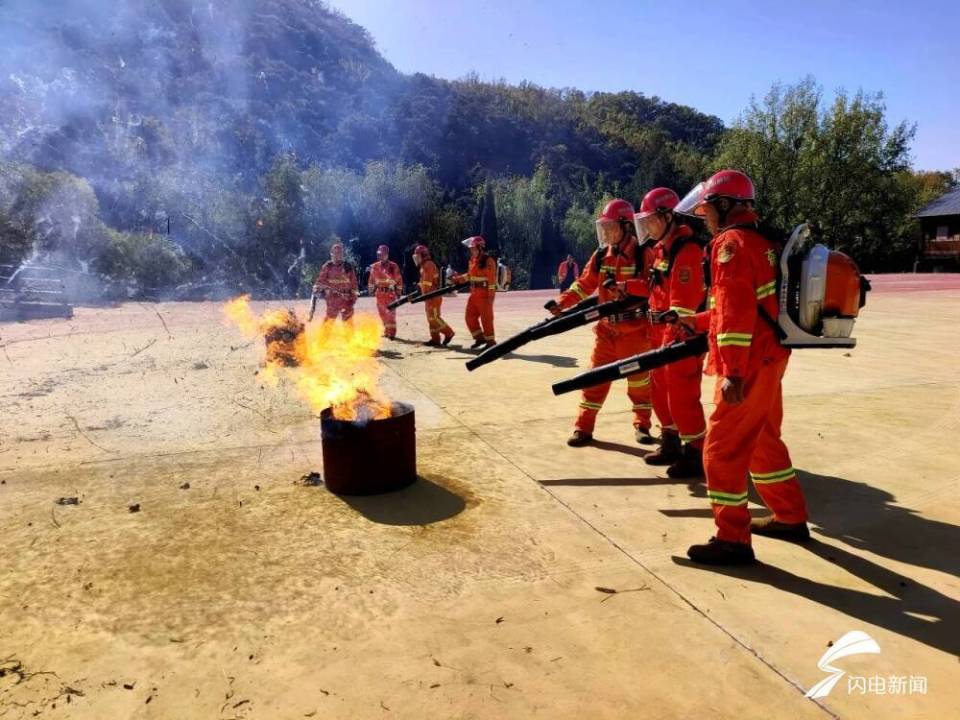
xmin=1 ymin=275 xmax=957 ymax=718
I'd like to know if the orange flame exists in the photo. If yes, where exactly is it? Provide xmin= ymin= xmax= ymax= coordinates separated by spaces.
xmin=223 ymin=295 xmax=391 ymax=421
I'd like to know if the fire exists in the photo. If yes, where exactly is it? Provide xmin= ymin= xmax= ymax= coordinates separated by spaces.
xmin=223 ymin=295 xmax=391 ymax=421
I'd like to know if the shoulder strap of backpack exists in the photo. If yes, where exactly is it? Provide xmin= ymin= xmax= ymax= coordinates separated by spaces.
xmin=665 ymin=235 xmax=705 ymax=277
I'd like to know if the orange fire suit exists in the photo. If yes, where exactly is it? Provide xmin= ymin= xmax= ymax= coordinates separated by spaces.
xmin=368 ymin=260 xmax=403 ymax=338
xmin=314 ymin=261 xmax=358 ymax=321
xmin=453 ymin=254 xmax=497 ymax=343
xmin=648 ymin=224 xmax=707 ymax=448
xmin=693 ymin=209 xmax=808 ymax=545
xmin=557 ymin=258 xmax=579 ymax=291
xmin=418 ymin=259 xmax=454 ymax=342
xmin=558 ymin=238 xmax=654 ymax=434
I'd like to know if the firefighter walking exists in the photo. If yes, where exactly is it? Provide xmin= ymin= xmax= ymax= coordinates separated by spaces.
xmin=413 ymin=244 xmax=455 ymax=346
xmin=634 ymin=188 xmax=708 ymax=478
xmin=452 ymin=236 xmax=497 ymax=349
xmin=368 ymin=245 xmax=403 ymax=339
xmin=552 ymin=199 xmax=656 ymax=447
xmin=308 ymin=240 xmax=358 ymax=322
xmin=675 ymin=169 xmax=810 ymax=566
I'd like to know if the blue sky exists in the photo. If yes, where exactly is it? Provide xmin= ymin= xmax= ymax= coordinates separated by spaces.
xmin=327 ymin=0 xmax=958 ymax=172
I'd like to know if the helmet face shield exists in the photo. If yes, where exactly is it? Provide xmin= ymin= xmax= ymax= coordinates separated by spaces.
xmin=675 ymin=182 xmax=708 ymax=217
xmin=633 ymin=213 xmax=654 ymax=241
xmin=595 ymin=219 xmax=623 ymax=247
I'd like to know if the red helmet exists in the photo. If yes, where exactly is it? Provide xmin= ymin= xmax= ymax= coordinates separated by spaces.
xmin=596 ymin=198 xmax=634 ymax=247
xmin=676 ymin=170 xmax=755 ymax=216
xmin=636 ymin=188 xmax=680 ymax=220
xmin=376 ymin=244 xmax=389 ymax=257
xmin=462 ymin=235 xmax=486 ymax=249
xmin=598 ymin=198 xmax=635 ymax=223
xmin=413 ymin=244 xmax=430 ymax=258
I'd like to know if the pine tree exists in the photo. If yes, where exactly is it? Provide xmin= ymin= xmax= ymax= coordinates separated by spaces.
xmin=480 ymin=181 xmax=499 ymax=253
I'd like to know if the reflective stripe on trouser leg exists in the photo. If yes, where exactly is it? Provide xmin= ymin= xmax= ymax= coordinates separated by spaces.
xmin=627 ymin=374 xmax=652 ymax=430
xmin=426 ymin=305 xmax=441 ymax=341
xmin=575 ymin=329 xmax=618 ymax=433
xmin=703 ymin=357 xmax=807 ymax=543
xmin=377 ymin=298 xmax=396 ymax=336
xmin=649 ymin=325 xmax=673 ymax=429
xmin=651 ymin=365 xmax=674 ymax=431
xmin=666 ymin=353 xmax=706 ymax=448
xmin=480 ymin=296 xmax=495 ymax=341
xmin=703 ymin=368 xmax=774 ymax=545
xmin=620 ymin=329 xmax=652 ymax=430
xmin=426 ymin=300 xmax=452 ymax=340
xmin=748 ymin=359 xmax=808 ymax=524
xmin=465 ymin=295 xmax=482 ymax=338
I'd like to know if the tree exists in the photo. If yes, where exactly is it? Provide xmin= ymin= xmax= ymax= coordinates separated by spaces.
xmin=713 ymin=77 xmax=917 ymax=271
xmin=480 ymin=180 xmax=499 ymax=252
xmin=493 ymin=162 xmax=553 ymax=288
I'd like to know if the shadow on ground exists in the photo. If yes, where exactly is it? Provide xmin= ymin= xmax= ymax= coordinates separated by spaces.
xmin=798 ymin=470 xmax=960 ymax=579
xmin=541 ymin=476 xmax=705 ymax=500
xmin=444 ymin=347 xmax=578 ymax=368
xmin=337 ymin=476 xmax=466 ymax=526
xmin=672 ymin=540 xmax=960 ymax=657
xmin=590 ymin=439 xmax=654 ymax=459
xmin=661 ymin=468 xmax=960 ymax=656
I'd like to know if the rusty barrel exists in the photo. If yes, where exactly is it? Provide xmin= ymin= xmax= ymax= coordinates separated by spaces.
xmin=320 ymin=402 xmax=416 ymax=495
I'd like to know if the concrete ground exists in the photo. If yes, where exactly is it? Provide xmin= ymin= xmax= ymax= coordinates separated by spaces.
xmin=1 ymin=276 xmax=957 ymax=719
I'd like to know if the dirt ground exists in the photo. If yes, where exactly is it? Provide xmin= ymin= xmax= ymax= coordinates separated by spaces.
xmin=1 ymin=277 xmax=958 ymax=719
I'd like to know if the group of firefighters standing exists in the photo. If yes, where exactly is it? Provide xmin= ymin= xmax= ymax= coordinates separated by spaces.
xmin=309 ymin=235 xmax=499 ymax=349
xmin=552 ymin=169 xmax=809 ymax=566
xmin=308 ymin=169 xmax=809 ymax=566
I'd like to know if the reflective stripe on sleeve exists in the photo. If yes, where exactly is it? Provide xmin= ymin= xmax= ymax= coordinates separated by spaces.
xmin=716 ymin=332 xmax=753 ymax=347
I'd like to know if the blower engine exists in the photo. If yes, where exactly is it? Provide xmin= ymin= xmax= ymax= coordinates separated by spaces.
xmin=777 ymin=223 xmax=869 ymax=348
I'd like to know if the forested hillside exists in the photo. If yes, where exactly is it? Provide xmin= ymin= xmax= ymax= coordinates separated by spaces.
xmin=0 ymin=0 xmax=952 ymax=296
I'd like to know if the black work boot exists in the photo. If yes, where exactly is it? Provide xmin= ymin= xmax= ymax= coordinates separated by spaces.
xmin=634 ymin=425 xmax=657 ymax=445
xmin=566 ymin=430 xmax=594 ymax=447
xmin=666 ymin=444 xmax=704 ymax=479
xmin=645 ymin=430 xmax=681 ymax=465
xmin=750 ymin=517 xmax=811 ymax=543
xmin=687 ymin=537 xmax=756 ymax=566
xmin=469 ymin=337 xmax=485 ymax=349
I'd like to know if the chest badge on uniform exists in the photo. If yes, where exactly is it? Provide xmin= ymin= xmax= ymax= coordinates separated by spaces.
xmin=678 ymin=267 xmax=691 ymax=283
xmin=766 ymin=248 xmax=777 ymax=267
xmin=717 ymin=242 xmax=736 ymax=264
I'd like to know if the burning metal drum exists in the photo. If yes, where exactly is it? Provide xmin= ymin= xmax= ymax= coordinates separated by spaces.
xmin=320 ymin=402 xmax=417 ymax=495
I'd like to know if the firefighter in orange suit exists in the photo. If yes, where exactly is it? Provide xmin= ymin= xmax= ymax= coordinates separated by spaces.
xmin=634 ymin=188 xmax=707 ymax=478
xmin=552 ymin=199 xmax=655 ymax=447
xmin=674 ymin=169 xmax=810 ymax=566
xmin=413 ymin=244 xmax=454 ymax=346
xmin=557 ymin=254 xmax=579 ymax=291
xmin=309 ymin=240 xmax=358 ymax=322
xmin=452 ymin=235 xmax=497 ymax=349
xmin=368 ymin=244 xmax=403 ymax=339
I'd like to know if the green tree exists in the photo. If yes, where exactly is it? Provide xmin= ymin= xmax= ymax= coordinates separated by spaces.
xmin=713 ymin=77 xmax=917 ymax=271
xmin=480 ymin=180 xmax=499 ymax=252
xmin=492 ymin=162 xmax=553 ymax=288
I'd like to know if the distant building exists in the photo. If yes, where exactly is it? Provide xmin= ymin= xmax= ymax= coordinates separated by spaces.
xmin=915 ymin=187 xmax=960 ymax=270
